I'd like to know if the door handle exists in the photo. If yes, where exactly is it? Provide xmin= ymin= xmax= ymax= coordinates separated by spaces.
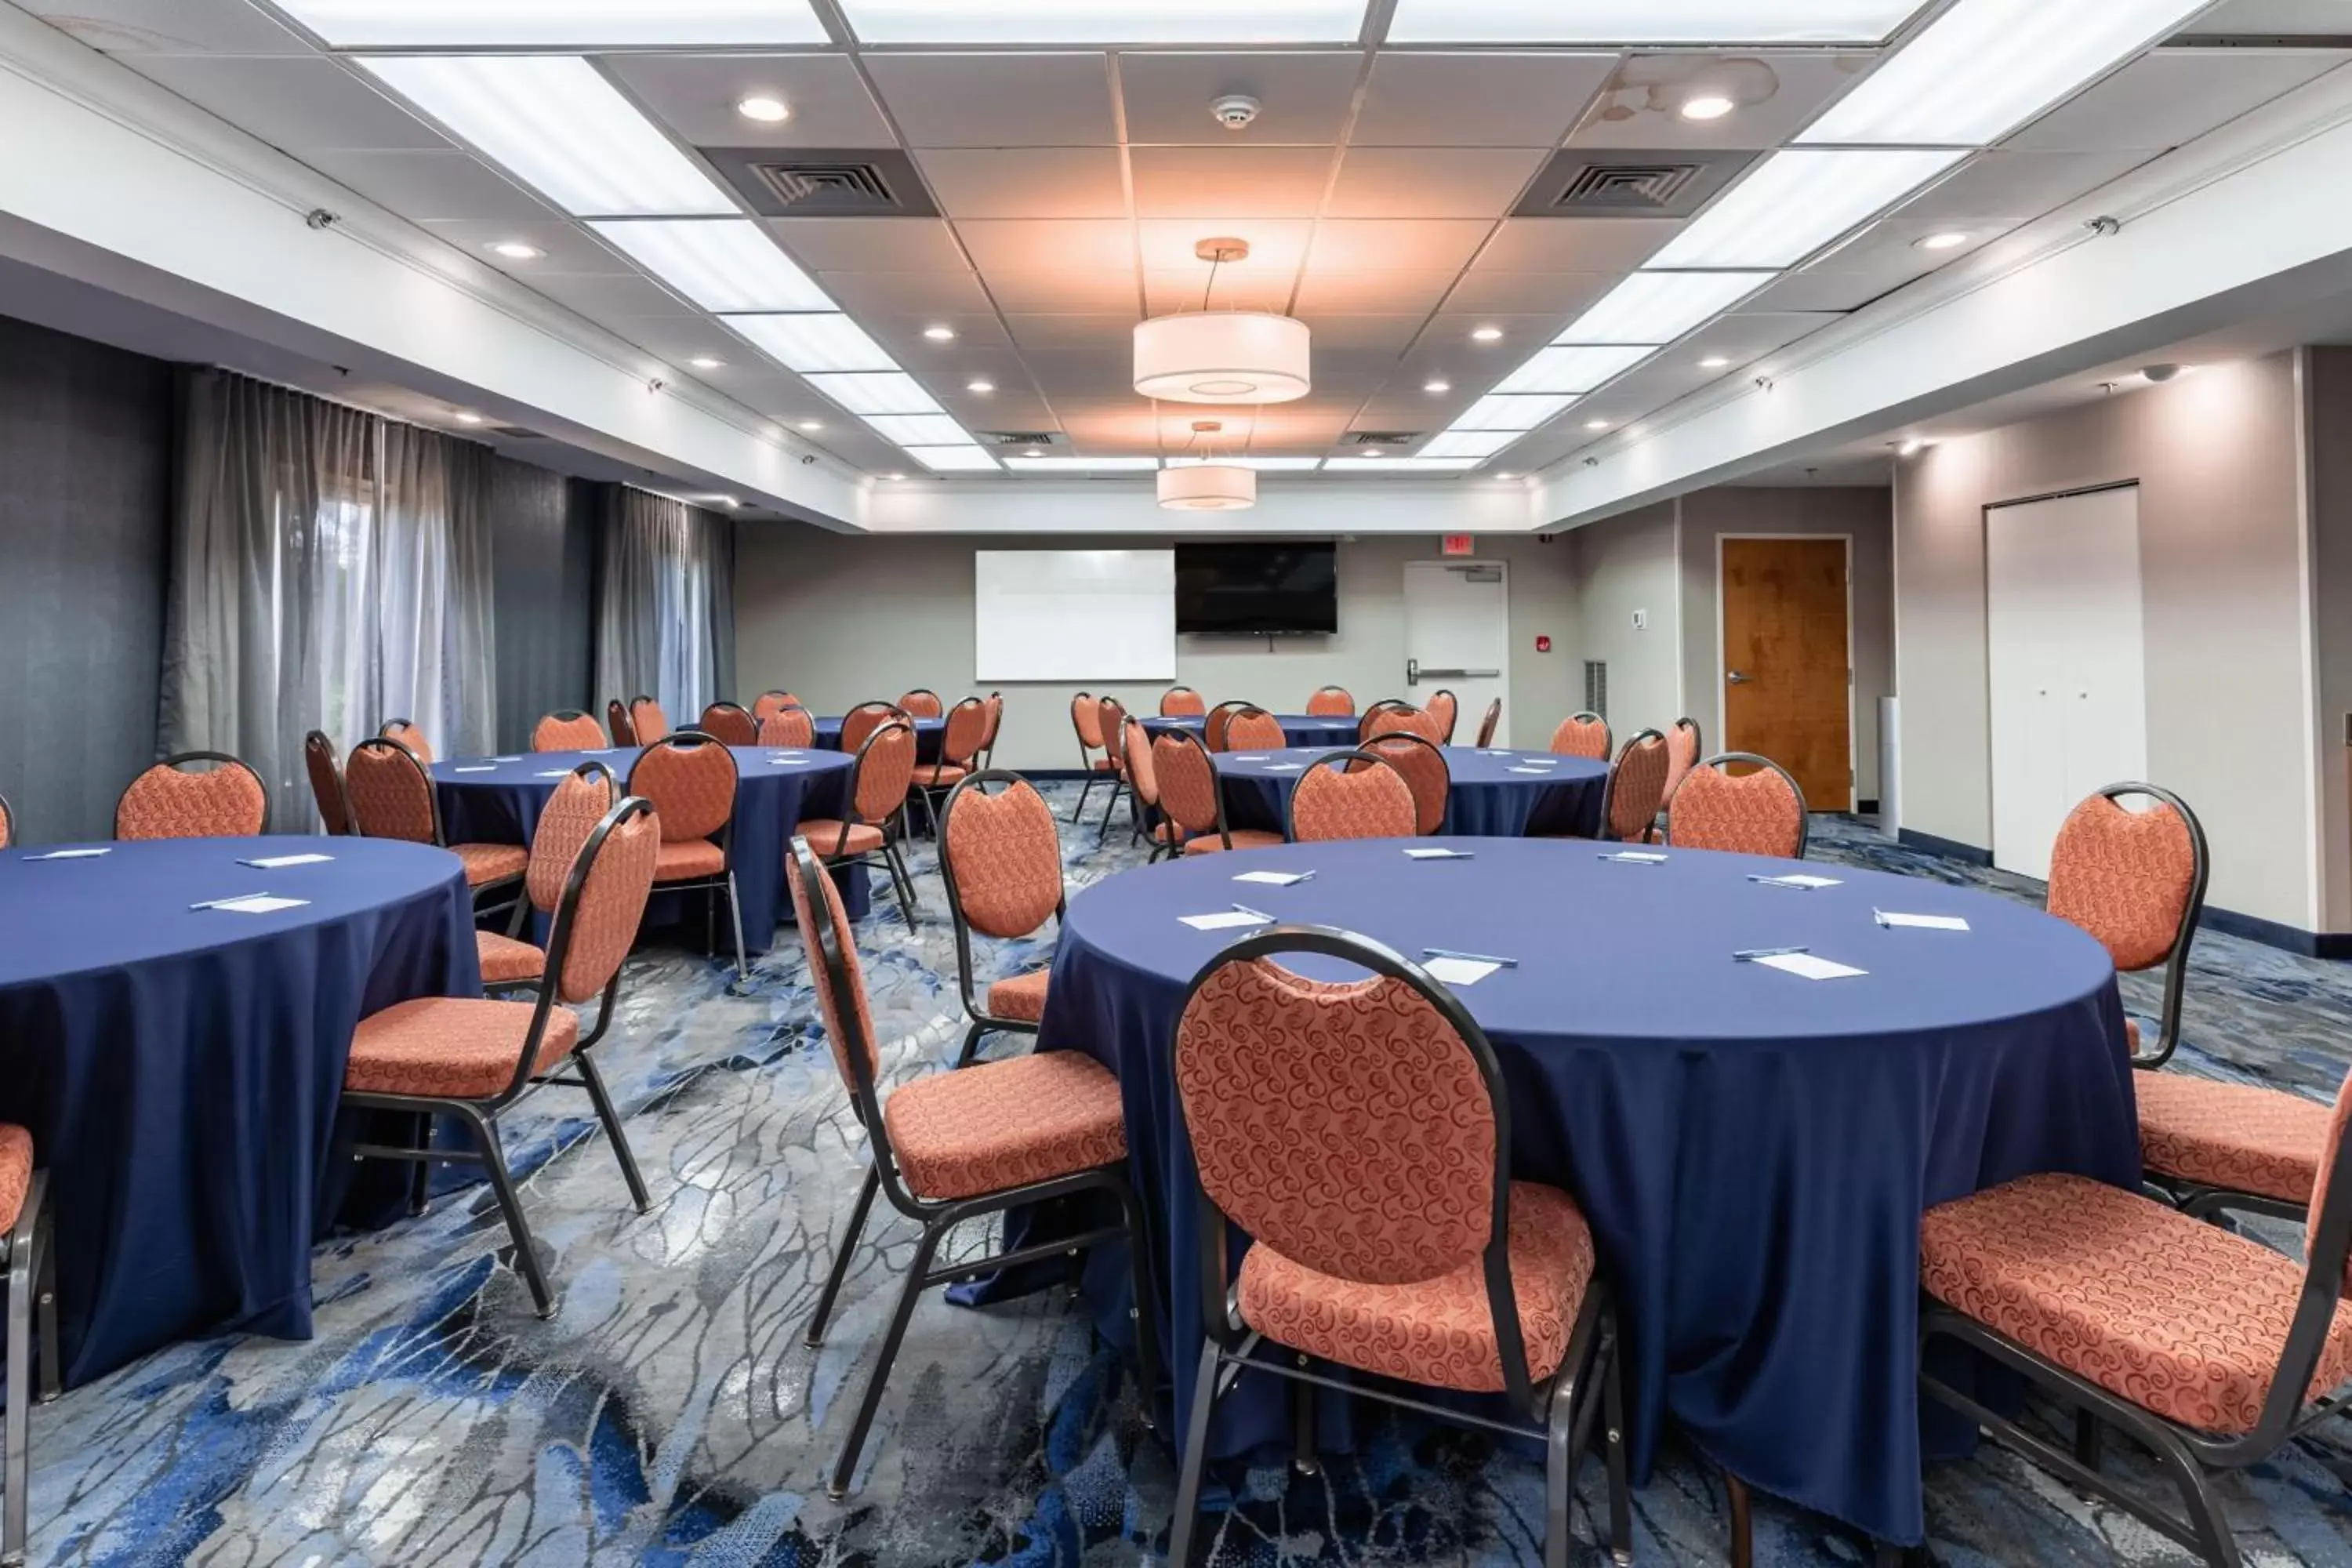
xmin=1411 ymin=666 xmax=1498 ymax=680
xmin=1406 ymin=658 xmax=1419 ymax=686
xmin=1726 ymin=670 xmax=1752 ymax=685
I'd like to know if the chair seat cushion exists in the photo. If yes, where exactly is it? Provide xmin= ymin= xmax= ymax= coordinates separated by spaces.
xmin=884 ymin=1051 xmax=1126 ymax=1201
xmin=1920 ymin=1172 xmax=2352 ymax=1434
xmin=913 ymin=764 xmax=970 ymax=787
xmin=345 ymin=996 xmax=580 ymax=1101
xmin=474 ymin=930 xmax=546 ymax=985
xmin=797 ymin=819 xmax=884 ymax=857
xmin=652 ymin=837 xmax=726 ymax=881
xmin=454 ymin=842 xmax=528 ymax=887
xmin=0 ymin=1124 xmax=31 ymax=1235
xmin=2137 ymin=1072 xmax=2328 ymax=1204
xmin=1238 ymin=1181 xmax=1594 ymax=1393
xmin=1181 ymin=829 xmax=1287 ymax=855
xmin=986 ymin=968 xmax=1050 ymax=1023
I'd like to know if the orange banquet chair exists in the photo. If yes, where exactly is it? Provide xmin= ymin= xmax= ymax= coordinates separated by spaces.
xmin=304 ymin=730 xmax=353 ymax=836
xmin=0 ymin=789 xmax=13 ymax=849
xmin=1166 ymin=927 xmax=1628 ymax=1568
xmin=343 ymin=739 xmax=528 ymax=900
xmin=1596 ymin=729 xmax=1671 ymax=844
xmin=911 ymin=696 xmax=990 ymax=837
xmin=1304 ymin=684 xmax=1355 ymax=717
xmin=1653 ymin=717 xmax=1702 ymax=842
xmin=938 ymin=770 xmax=1067 ymax=1065
xmin=698 ymin=701 xmax=758 ymax=747
xmin=341 ymin=793 xmax=660 ymax=1317
xmin=1286 ymin=750 xmax=1417 ymax=844
xmin=1362 ymin=703 xmax=1446 ymax=745
xmin=1426 ymin=688 xmax=1460 ymax=744
xmin=1160 ymin=686 xmax=1207 ymax=717
xmin=1475 ymin=698 xmax=1504 ymax=749
xmin=898 ymin=688 xmax=945 ymax=720
xmin=0 ymin=1119 xmax=57 ymax=1564
xmin=532 ymin=710 xmax=608 ymax=753
xmin=1550 ymin=711 xmax=1611 ymax=760
xmin=758 ymin=703 xmax=818 ymax=750
xmin=788 ymin=837 xmax=1160 ymax=1501
xmin=797 ymin=718 xmax=922 ymax=931
xmin=472 ymin=761 xmax=621 ymax=993
xmin=629 ymin=696 xmax=671 ymax=746
xmin=1120 ymin=717 xmax=1177 ymax=855
xmin=114 ymin=752 xmax=270 ymax=840
xmin=379 ymin=718 xmax=433 ymax=764
xmin=839 ymin=700 xmax=902 ymax=758
xmin=752 ymin=690 xmax=800 ymax=721
xmin=1069 ymin=691 xmax=1112 ymax=822
xmin=1153 ymin=730 xmax=1282 ymax=859
xmin=626 ymin=732 xmax=748 ymax=979
xmin=1223 ymin=706 xmax=1287 ymax=753
xmin=1094 ymin=695 xmax=1133 ymax=840
xmin=1664 ymin=752 xmax=1808 ymax=858
xmin=1203 ymin=699 xmax=1253 ymax=753
xmin=1367 ymin=732 xmax=1451 ymax=837
xmin=978 ymin=690 xmax=1005 ymax=769
xmin=608 ymin=699 xmax=637 ymax=748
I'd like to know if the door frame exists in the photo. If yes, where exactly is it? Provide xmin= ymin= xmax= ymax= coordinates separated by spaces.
xmin=1404 ymin=558 xmax=1511 ymax=734
xmin=1715 ymin=532 xmax=1855 ymax=805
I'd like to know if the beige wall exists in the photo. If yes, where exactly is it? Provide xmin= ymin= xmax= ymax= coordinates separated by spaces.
xmin=1567 ymin=503 xmax=1682 ymax=746
xmin=733 ymin=528 xmax=1585 ymax=771
xmin=1892 ymin=350 xmax=2318 ymax=930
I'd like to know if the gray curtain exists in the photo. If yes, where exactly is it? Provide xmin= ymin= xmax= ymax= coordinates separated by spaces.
xmin=490 ymin=463 xmax=596 ymax=751
xmin=162 ymin=369 xmax=499 ymax=829
xmin=593 ymin=485 xmax=735 ymax=724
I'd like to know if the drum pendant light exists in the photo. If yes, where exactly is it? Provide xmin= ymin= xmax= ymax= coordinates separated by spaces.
xmin=1133 ymin=239 xmax=1312 ymax=405
xmin=1158 ymin=421 xmax=1258 ymax=512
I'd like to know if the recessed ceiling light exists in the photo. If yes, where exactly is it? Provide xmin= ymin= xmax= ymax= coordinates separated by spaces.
xmin=1424 ymin=379 xmax=1453 ymax=394
xmin=736 ymin=95 xmax=791 ymax=124
xmin=1383 ymin=0 xmax=1922 ymax=45
xmin=1025 ymin=447 xmax=1047 ymax=457
xmin=798 ymin=419 xmax=825 ymax=431
xmin=1555 ymin=271 xmax=1776 ymax=345
xmin=922 ymin=325 xmax=957 ymax=342
xmin=277 ymin=0 xmax=829 ymax=46
xmin=689 ymin=355 xmax=726 ymax=369
xmin=1359 ymin=448 xmax=1386 ymax=458
xmin=1647 ymin=149 xmax=1965 ymax=269
xmin=884 ymin=472 xmax=907 ymax=481
xmin=1916 ymin=231 xmax=1970 ymax=252
xmin=454 ymin=411 xmax=485 ymax=425
xmin=590 ymin=220 xmax=830 ymax=311
xmin=486 ymin=240 xmax=543 ymax=260
xmin=1496 ymin=473 xmax=1521 ymax=481
xmin=837 ymin=0 xmax=1367 ymax=44
xmin=1471 ymin=326 xmax=1504 ymax=343
xmin=1681 ymin=94 xmax=1735 ymax=122
xmin=728 ymin=314 xmax=897 ymax=374
xmin=966 ymin=379 xmax=996 ymax=394
xmin=1896 ymin=437 xmax=1926 ymax=456
xmin=1495 ymin=345 xmax=1652 ymax=396
xmin=1699 ymin=354 xmax=1732 ymax=368
xmin=1584 ymin=419 xmax=1611 ymax=431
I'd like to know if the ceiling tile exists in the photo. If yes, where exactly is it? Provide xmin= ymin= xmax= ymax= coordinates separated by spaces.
xmin=1292 ymin=270 xmax=1459 ymax=313
xmin=1130 ymin=147 xmax=1334 ymax=217
xmin=598 ymin=53 xmax=897 ymax=149
xmin=859 ymin=312 xmax=1017 ymax=354
xmin=977 ymin=269 xmax=1143 ymax=312
xmin=1440 ymin=270 xmax=1618 ymax=315
xmin=1143 ymin=269 xmax=1298 ymax=313
xmin=1134 ymin=218 xmax=1313 ymax=271
xmin=1353 ymin=53 xmax=1617 ymax=147
xmin=1889 ymin=148 xmax=2152 ymax=229
xmin=1566 ymin=53 xmax=1875 ymax=151
xmin=915 ymin=147 xmax=1127 ymax=218
xmin=1020 ymin=350 xmax=1140 ymax=394
xmin=816 ymin=269 xmax=995 ymax=314
xmin=1471 ymin=216 xmax=1680 ymax=271
xmin=767 ymin=216 xmax=970 ymax=271
xmin=15 ymin=0 xmax=312 ymax=53
xmin=524 ymin=273 xmax=701 ymax=320
xmin=2187 ymin=0 xmax=2352 ymax=29
xmin=417 ymin=219 xmax=641 ymax=275
xmin=1305 ymin=219 xmax=1494 ymax=271
xmin=300 ymin=150 xmax=557 ymax=223
xmin=1414 ymin=311 xmax=1568 ymax=356
xmin=956 ymin=218 xmax=1136 ymax=273
xmin=1118 ymin=53 xmax=1365 ymax=144
xmin=1742 ymin=270 xmax=1893 ymax=313
xmin=1298 ymin=314 xmax=1436 ymax=350
xmin=864 ymin=53 xmax=1116 ymax=147
xmin=1325 ymin=147 xmax=1550 ymax=219
xmin=1675 ymin=310 xmax=1842 ymax=369
xmin=2005 ymin=49 xmax=2348 ymax=154
xmin=1006 ymin=314 xmax=1143 ymax=350
xmin=122 ymin=56 xmax=448 ymax=151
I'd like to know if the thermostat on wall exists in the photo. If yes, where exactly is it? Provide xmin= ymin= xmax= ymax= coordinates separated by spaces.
xmin=1632 ymin=608 xmax=1648 ymax=630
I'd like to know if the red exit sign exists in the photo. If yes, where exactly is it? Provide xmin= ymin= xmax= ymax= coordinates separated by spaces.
xmin=1441 ymin=533 xmax=1475 ymax=557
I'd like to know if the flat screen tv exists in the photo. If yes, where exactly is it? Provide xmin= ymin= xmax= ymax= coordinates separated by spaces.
xmin=1175 ymin=543 xmax=1338 ymax=636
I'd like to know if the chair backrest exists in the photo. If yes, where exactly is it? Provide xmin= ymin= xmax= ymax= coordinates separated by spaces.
xmin=527 ymin=762 xmax=619 ymax=913
xmin=626 ymin=732 xmax=736 ymax=844
xmin=841 ymin=701 xmax=900 ymax=756
xmin=758 ymin=705 xmax=816 ymax=749
xmin=630 ymin=696 xmax=670 ymax=745
xmin=342 ymin=739 xmax=441 ymax=845
xmin=787 ymin=833 xmax=885 ymax=1105
xmin=532 ymin=710 xmax=608 ymax=753
xmin=540 ymin=793 xmax=660 ymax=1007
xmin=1070 ymin=690 xmax=1104 ymax=753
xmin=303 ymin=730 xmax=350 ymax=836
xmin=979 ymin=691 xmax=1005 ymax=761
xmin=1153 ymin=731 xmax=1223 ymax=839
xmin=697 ymin=701 xmax=757 ymax=746
xmin=1097 ymin=695 xmax=1129 ymax=775
xmin=1225 ymin=706 xmax=1286 ymax=752
xmin=1550 ymin=711 xmax=1611 ymax=760
xmin=1475 ymin=698 xmax=1502 ymax=748
xmin=851 ymin=720 xmax=918 ymax=823
xmin=1367 ymin=733 xmax=1450 ymax=836
xmin=2045 ymin=782 xmax=2207 ymax=1065
xmin=2234 ymin=1065 xmax=2352 ymax=1443
xmin=939 ymin=697 xmax=989 ymax=767
xmin=0 ymin=790 xmax=12 ymax=851
xmin=1287 ymin=750 xmax=1417 ymax=843
xmin=940 ymin=771 xmax=1065 ymax=942
xmin=1204 ymin=699 xmax=1254 ymax=753
xmin=608 ymin=698 xmax=637 ymax=748
xmin=1363 ymin=705 xmax=1445 ymax=745
xmin=1305 ymin=685 xmax=1356 ymax=717
xmin=898 ymin=688 xmax=944 ymax=719
xmin=752 ymin=690 xmax=799 ymax=720
xmin=379 ymin=719 xmax=433 ymax=765
xmin=1663 ymin=717 xmax=1702 ymax=804
xmin=1666 ymin=752 xmax=1809 ymax=858
xmin=1600 ymin=729 xmax=1671 ymax=844
xmin=1161 ymin=686 xmax=1207 ymax=717
xmin=1121 ymin=717 xmax=1160 ymax=808
xmin=1426 ymin=689 xmax=1458 ymax=743
xmin=115 ymin=751 xmax=270 ymax=840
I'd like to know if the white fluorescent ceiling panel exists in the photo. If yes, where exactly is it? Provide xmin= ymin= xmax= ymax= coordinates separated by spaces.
xmin=1555 ymin=270 xmax=1775 ymax=345
xmin=1648 ymin=150 xmax=1966 ymax=269
xmin=909 ymin=446 xmax=1004 ymax=473
xmin=1385 ymin=0 xmax=1926 ymax=45
xmin=1323 ymin=457 xmax=1479 ymax=473
xmin=276 ymin=1 xmax=828 ymax=46
xmin=1167 ymin=456 xmax=1325 ymax=471
xmin=354 ymin=56 xmax=733 ymax=217
xmin=1003 ymin=456 xmax=1163 ymax=472
xmin=592 ymin=221 xmax=832 ymax=312
xmin=1494 ymin=345 xmax=1652 ymax=395
xmin=1420 ymin=430 xmax=1518 ymax=459
xmin=1800 ymin=0 xmax=2213 ymax=147
xmin=862 ymin=414 xmax=976 ymax=445
xmin=805 ymin=373 xmax=946 ymax=416
xmin=838 ymin=0 xmax=1369 ymax=43
xmin=728 ymin=313 xmax=898 ymax=373
xmin=1453 ymin=394 xmax=1577 ymax=431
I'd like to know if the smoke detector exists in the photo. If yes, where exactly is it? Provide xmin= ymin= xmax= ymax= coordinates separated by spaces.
xmin=1210 ymin=94 xmax=1261 ymax=131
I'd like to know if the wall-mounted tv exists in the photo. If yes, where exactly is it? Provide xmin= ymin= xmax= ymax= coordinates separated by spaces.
xmin=1175 ymin=543 xmax=1338 ymax=636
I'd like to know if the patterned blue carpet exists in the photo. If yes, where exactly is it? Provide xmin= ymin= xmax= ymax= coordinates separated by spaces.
xmin=23 ymin=794 xmax=2352 ymax=1566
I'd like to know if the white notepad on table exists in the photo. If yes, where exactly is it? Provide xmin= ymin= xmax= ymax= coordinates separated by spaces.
xmin=1404 ymin=848 xmax=1472 ymax=860
xmin=1875 ymin=911 xmax=1969 ymax=931
xmin=1423 ymin=956 xmax=1500 ymax=985
xmin=24 ymin=848 xmax=109 ymax=860
xmin=238 ymin=853 xmax=332 ymax=869
xmin=205 ymin=895 xmax=310 ymax=915
xmin=1232 ymin=870 xmax=1310 ymax=886
xmin=1754 ymin=952 xmax=1866 ymax=980
xmin=1180 ymin=910 xmax=1272 ymax=931
xmin=1752 ymin=873 xmax=1842 ymax=890
xmin=452 ymin=765 xmax=497 ymax=774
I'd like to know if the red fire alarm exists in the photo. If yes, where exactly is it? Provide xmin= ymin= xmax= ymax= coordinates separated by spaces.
xmin=1535 ymin=634 xmax=1552 ymax=653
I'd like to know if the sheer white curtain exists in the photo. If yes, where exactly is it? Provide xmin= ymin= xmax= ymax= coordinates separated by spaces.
xmin=593 ymin=485 xmax=735 ymax=724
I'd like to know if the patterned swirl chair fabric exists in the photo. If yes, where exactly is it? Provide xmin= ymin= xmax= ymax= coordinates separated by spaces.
xmin=1665 ymin=757 xmax=1806 ymax=858
xmin=1602 ymin=733 xmax=1672 ymax=844
xmin=1367 ymin=736 xmax=1450 ymax=837
xmin=697 ymin=703 xmax=757 ymax=747
xmin=532 ymin=712 xmax=607 ymax=753
xmin=1549 ymin=713 xmax=1611 ymax=760
xmin=1663 ymin=718 xmax=1702 ymax=805
xmin=1363 ymin=706 xmax=1446 ymax=745
xmin=1305 ymin=687 xmax=1356 ymax=717
xmin=2046 ymin=793 xmax=2199 ymax=973
xmin=840 ymin=702 xmax=898 ymax=757
xmin=1070 ymin=691 xmax=1105 ymax=754
xmin=752 ymin=691 xmax=800 ymax=720
xmin=1122 ymin=719 xmax=1161 ymax=814
xmin=1096 ymin=698 xmax=1129 ymax=779
xmin=979 ymin=692 xmax=1004 ymax=764
xmin=1290 ymin=756 xmax=1418 ymax=844
xmin=627 ymin=737 xmax=736 ymax=888
xmin=1161 ymin=687 xmax=1207 ymax=717
xmin=608 ymin=699 xmax=636 ymax=748
xmin=1225 ymin=708 xmax=1287 ymax=753
xmin=1426 ymin=690 xmax=1458 ymax=743
xmin=475 ymin=765 xmax=622 ymax=987
xmin=114 ymin=754 xmax=269 ymax=841
xmin=304 ymin=730 xmax=350 ymax=836
xmin=801 ymin=723 xmax=918 ymax=861
xmin=757 ymin=706 xmax=817 ymax=749
xmin=344 ymin=740 xmax=528 ymax=886
xmin=1475 ymin=699 xmax=1502 ymax=749
xmin=380 ymin=720 xmax=433 ymax=765
xmin=629 ymin=698 xmax=670 ymax=746
xmin=914 ymin=700 xmax=989 ymax=787
xmin=1153 ymin=735 xmax=1221 ymax=844
xmin=2135 ymin=1073 xmax=2330 ymax=1205
xmin=1203 ymin=701 xmax=1250 ymax=753
xmin=942 ymin=780 xmax=1063 ymax=942
xmin=898 ymin=690 xmax=945 ymax=719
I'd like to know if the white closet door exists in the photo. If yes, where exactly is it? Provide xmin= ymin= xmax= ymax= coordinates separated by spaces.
xmin=1986 ymin=485 xmax=2147 ymax=880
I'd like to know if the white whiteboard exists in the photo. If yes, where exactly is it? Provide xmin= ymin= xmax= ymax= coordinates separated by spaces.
xmin=975 ymin=550 xmax=1176 ymax=682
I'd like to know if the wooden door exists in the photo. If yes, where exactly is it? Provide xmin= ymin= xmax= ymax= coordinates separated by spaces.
xmin=1721 ymin=537 xmax=1851 ymax=811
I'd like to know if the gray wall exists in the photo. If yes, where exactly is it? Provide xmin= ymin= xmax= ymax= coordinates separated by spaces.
xmin=1893 ymin=351 xmax=2315 ymax=930
xmin=489 ymin=459 xmax=597 ymax=751
xmin=1568 ymin=503 xmax=1682 ymax=744
xmin=2306 ymin=347 xmax=2352 ymax=932
xmin=0 ymin=313 xmax=172 ymax=843
xmin=734 ymin=528 xmax=1585 ymax=770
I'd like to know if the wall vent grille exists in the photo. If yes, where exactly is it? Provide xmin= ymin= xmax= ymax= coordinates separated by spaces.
xmin=1584 ymin=660 xmax=1608 ymax=720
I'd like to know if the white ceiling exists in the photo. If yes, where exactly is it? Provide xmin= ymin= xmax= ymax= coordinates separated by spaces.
xmin=12 ymin=0 xmax=2352 ymax=485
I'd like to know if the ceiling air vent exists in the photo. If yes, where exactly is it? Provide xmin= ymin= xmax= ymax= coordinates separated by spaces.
xmin=1558 ymin=162 xmax=1699 ymax=211
xmin=705 ymin=147 xmax=939 ymax=219
xmin=1515 ymin=149 xmax=1755 ymax=220
xmin=1349 ymin=432 xmax=1418 ymax=447
xmin=983 ymin=431 xmax=1059 ymax=447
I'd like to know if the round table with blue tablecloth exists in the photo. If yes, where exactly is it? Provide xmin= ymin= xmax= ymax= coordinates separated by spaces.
xmin=430 ymin=746 xmax=864 ymax=949
xmin=0 ymin=836 xmax=479 ymax=1386
xmin=811 ymin=714 xmax=947 ymax=764
xmin=1142 ymin=713 xmax=1364 ymax=750
xmin=1027 ymin=836 xmax=2136 ymax=1547
xmin=1212 ymin=745 xmax=1607 ymax=837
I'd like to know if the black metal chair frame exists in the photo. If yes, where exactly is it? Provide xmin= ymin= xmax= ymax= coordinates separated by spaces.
xmin=1283 ymin=749 xmax=1417 ymax=843
xmin=490 ymin=759 xmax=617 ymax=957
xmin=1152 ymin=729 xmax=1252 ymax=861
xmin=839 ymin=699 xmax=906 ymax=760
xmin=1664 ymin=750 xmax=1812 ymax=859
xmin=912 ymin=696 xmax=989 ymax=838
xmin=626 ymin=730 xmax=750 ymax=979
xmin=1160 ymin=685 xmax=1205 ymax=718
xmin=1595 ymin=728 xmax=1668 ymax=844
xmin=790 ymin=837 xmax=1163 ymax=1499
xmin=1203 ymin=699 xmax=1255 ymax=754
xmin=980 ymin=690 xmax=1005 ymax=770
xmin=697 ymin=699 xmax=757 ymax=746
xmin=936 ymin=770 xmax=1066 ymax=1067
xmin=608 ymin=698 xmax=637 ymax=748
xmin=343 ymin=795 xmax=655 ymax=1317
xmin=304 ymin=729 xmax=353 ymax=837
xmin=1475 ymin=697 xmax=1504 ymax=749
xmin=0 ymin=1163 xmax=58 ymax=1566
xmin=1167 ymin=926 xmax=1629 ymax=1568
xmin=347 ymin=738 xmax=524 ymax=923
xmin=114 ymin=750 xmax=273 ymax=839
xmin=2071 ymin=782 xmax=2209 ymax=1073
xmin=1069 ymin=689 xmax=1109 ymax=822
xmin=808 ymin=719 xmax=923 ymax=933
xmin=1363 ymin=730 xmax=1452 ymax=837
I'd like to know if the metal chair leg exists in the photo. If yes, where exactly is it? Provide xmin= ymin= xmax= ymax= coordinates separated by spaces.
xmin=573 ymin=1048 xmax=651 ymax=1213
xmin=1726 ymin=1472 xmax=1752 ymax=1568
xmin=955 ymin=1019 xmax=989 ymax=1068
xmin=1167 ymin=1344 xmax=1223 ymax=1568
xmin=827 ymin=1218 xmax=946 ymax=1499
xmin=406 ymin=1112 xmax=433 ymax=1217
xmin=726 ymin=873 xmax=748 ymax=981
xmin=1072 ymin=771 xmax=1098 ymax=823
xmin=886 ymin=844 xmax=920 ymax=931
xmin=463 ymin=1109 xmax=554 ymax=1317
xmin=3 ymin=1201 xmax=31 ymax=1567
xmin=1602 ymin=1324 xmax=1633 ymax=1565
xmin=1292 ymin=1378 xmax=1319 ymax=1475
xmin=31 ymin=1206 xmax=56 ymax=1404
xmin=1112 ymin=1178 xmax=1163 ymax=1428
xmin=1543 ymin=1370 xmax=1584 ymax=1568
xmin=2074 ymin=1407 xmax=2102 ymax=1472
xmin=806 ymin=1164 xmax=880 ymax=1349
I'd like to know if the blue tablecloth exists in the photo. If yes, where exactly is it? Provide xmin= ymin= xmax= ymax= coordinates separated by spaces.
xmin=1214 ymin=746 xmax=1606 ymax=837
xmin=0 ymin=837 xmax=478 ymax=1386
xmin=1030 ymin=837 xmax=2135 ymax=1545
xmin=433 ymin=746 xmax=864 ymax=951
xmin=811 ymin=715 xmax=946 ymax=764
xmin=1142 ymin=713 xmax=1363 ymax=750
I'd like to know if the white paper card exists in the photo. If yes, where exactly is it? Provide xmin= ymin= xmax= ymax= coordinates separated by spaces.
xmin=1263 ymin=763 xmax=1305 ymax=773
xmin=1602 ymin=851 xmax=1668 ymax=864
xmin=209 ymin=895 xmax=310 ymax=915
xmin=1509 ymin=767 xmax=1556 ymax=775
xmin=535 ymin=770 xmax=574 ymax=778
xmin=492 ymin=756 xmax=522 ymax=762
xmin=1180 ymin=910 xmax=1272 ymax=931
xmin=25 ymin=848 xmax=110 ymax=860
xmin=1404 ymin=848 xmax=1471 ymax=860
xmin=238 ymin=853 xmax=332 ymax=869
xmin=1877 ymin=911 xmax=1971 ymax=931
xmin=1754 ymin=952 xmax=1866 ymax=980
xmin=1755 ymin=873 xmax=1842 ymax=890
xmin=1231 ymin=755 xmax=1270 ymax=762
xmin=452 ymin=765 xmax=497 ymax=774
xmin=1232 ymin=870 xmax=1310 ymax=886
xmin=1423 ymin=956 xmax=1501 ymax=985
xmin=1515 ymin=756 xmax=1560 ymax=765
xmin=769 ymin=757 xmax=810 ymax=765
